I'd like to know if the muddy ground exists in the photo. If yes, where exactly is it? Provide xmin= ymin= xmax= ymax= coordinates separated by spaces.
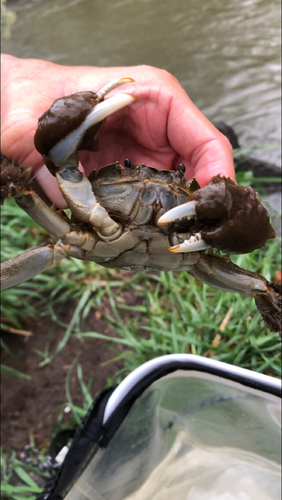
xmin=1 ymin=303 xmax=125 ymax=452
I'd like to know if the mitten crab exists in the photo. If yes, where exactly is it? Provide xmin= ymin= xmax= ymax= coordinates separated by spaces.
xmin=1 ymin=78 xmax=281 ymax=334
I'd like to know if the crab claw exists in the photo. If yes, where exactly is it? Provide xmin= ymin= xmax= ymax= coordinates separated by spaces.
xmin=158 ymin=201 xmax=211 ymax=252
xmin=34 ymin=78 xmax=135 ymax=174
xmin=44 ymin=93 xmax=134 ymax=169
xmin=158 ymin=175 xmax=276 ymax=255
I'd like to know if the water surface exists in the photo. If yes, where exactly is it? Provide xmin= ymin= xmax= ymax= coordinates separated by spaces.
xmin=3 ymin=0 xmax=281 ymax=165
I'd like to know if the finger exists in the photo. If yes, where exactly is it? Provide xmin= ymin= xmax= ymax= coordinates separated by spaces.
xmin=35 ymin=165 xmax=67 ymax=207
xmin=190 ymin=132 xmax=236 ymax=186
xmin=167 ymin=92 xmax=235 ymax=186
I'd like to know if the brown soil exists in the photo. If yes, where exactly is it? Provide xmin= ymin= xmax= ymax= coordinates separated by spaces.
xmin=1 ymin=303 xmax=125 ymax=452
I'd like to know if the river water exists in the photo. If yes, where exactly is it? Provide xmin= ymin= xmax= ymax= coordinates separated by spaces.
xmin=2 ymin=0 xmax=281 ymax=166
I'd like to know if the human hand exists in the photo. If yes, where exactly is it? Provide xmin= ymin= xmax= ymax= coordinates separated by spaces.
xmin=1 ymin=54 xmax=235 ymax=207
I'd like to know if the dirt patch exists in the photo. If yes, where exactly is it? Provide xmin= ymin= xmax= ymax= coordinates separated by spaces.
xmin=1 ymin=304 xmax=125 ymax=452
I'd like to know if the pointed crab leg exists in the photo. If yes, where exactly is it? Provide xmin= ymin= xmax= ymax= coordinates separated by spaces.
xmin=0 ymin=186 xmax=97 ymax=291
xmin=1 ymin=243 xmax=68 ymax=291
xmin=16 ymin=189 xmax=96 ymax=250
xmin=191 ymin=253 xmax=266 ymax=296
xmin=1 ymin=159 xmax=98 ymax=291
xmin=190 ymin=252 xmax=281 ymax=334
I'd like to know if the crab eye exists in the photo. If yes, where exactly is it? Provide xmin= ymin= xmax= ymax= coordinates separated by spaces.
xmin=124 ymin=159 xmax=134 ymax=168
xmin=177 ymin=163 xmax=186 ymax=176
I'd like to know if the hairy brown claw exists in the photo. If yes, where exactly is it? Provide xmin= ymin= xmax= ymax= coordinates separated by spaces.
xmin=191 ymin=176 xmax=275 ymax=254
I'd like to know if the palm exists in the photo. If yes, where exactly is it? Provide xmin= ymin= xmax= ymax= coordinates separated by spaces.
xmin=80 ymin=91 xmax=189 ymax=179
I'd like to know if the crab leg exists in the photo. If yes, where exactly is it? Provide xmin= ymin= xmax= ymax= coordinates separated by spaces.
xmin=16 ymin=190 xmax=96 ymax=250
xmin=1 ymin=242 xmax=68 ymax=291
xmin=55 ymin=172 xmax=122 ymax=240
xmin=1 ymin=169 xmax=98 ymax=291
xmin=191 ymin=253 xmax=267 ymax=297
xmin=190 ymin=252 xmax=281 ymax=333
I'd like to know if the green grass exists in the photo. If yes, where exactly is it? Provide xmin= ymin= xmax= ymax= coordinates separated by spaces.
xmin=1 ymin=178 xmax=281 ymax=498
xmin=77 ymin=238 xmax=281 ymax=377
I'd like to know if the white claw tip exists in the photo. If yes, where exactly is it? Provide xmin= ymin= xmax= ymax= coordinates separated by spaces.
xmin=157 ymin=201 xmax=197 ymax=225
xmin=96 ymin=77 xmax=135 ymax=100
xmin=168 ymin=233 xmax=211 ymax=253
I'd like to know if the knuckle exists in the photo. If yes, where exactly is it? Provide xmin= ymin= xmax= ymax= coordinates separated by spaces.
xmin=218 ymin=132 xmax=234 ymax=156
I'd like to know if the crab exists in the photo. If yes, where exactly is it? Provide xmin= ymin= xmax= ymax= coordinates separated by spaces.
xmin=1 ymin=78 xmax=281 ymax=335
